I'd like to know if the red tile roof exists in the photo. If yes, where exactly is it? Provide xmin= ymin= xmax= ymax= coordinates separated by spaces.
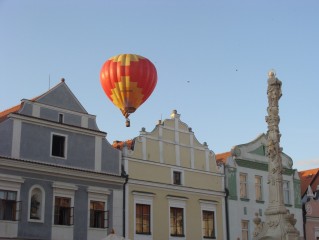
xmin=299 ymin=168 xmax=319 ymax=197
xmin=112 ymin=139 xmax=135 ymax=150
xmin=0 ymin=103 xmax=23 ymax=122
xmin=0 ymin=94 xmax=44 ymax=122
xmin=0 ymin=78 xmax=69 ymax=122
xmin=215 ymin=151 xmax=231 ymax=165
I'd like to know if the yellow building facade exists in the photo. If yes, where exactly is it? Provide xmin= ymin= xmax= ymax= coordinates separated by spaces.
xmin=116 ymin=110 xmax=226 ymax=240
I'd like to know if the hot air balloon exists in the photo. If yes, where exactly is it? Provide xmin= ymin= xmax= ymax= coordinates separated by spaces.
xmin=100 ymin=54 xmax=157 ymax=127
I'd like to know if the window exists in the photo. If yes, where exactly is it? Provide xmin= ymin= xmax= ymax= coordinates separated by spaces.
xmin=0 ymin=190 xmax=17 ymax=221
xmin=202 ymin=210 xmax=215 ymax=238
xmin=255 ymin=176 xmax=262 ymax=201
xmin=241 ymin=220 xmax=249 ymax=240
xmin=240 ymin=173 xmax=248 ymax=199
xmin=58 ymin=113 xmax=64 ymax=123
xmin=133 ymin=191 xmax=153 ymax=239
xmin=29 ymin=186 xmax=44 ymax=221
xmin=283 ymin=181 xmax=290 ymax=204
xmin=173 ymin=171 xmax=182 ymax=185
xmin=90 ymin=201 xmax=107 ymax=228
xmin=136 ymin=204 xmax=151 ymax=234
xmin=170 ymin=207 xmax=184 ymax=237
xmin=259 ymin=209 xmax=262 ymax=217
xmin=51 ymin=134 xmax=67 ymax=158
xmin=54 ymin=197 xmax=73 ymax=225
xmin=200 ymin=201 xmax=217 ymax=239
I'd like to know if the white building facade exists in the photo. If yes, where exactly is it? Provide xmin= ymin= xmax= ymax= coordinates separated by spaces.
xmin=217 ymin=134 xmax=303 ymax=240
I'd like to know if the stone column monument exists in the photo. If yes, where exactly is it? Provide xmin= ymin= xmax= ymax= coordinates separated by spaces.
xmin=252 ymin=71 xmax=300 ymax=240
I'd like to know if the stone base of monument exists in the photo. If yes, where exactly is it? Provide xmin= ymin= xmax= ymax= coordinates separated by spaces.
xmin=253 ymin=211 xmax=302 ymax=240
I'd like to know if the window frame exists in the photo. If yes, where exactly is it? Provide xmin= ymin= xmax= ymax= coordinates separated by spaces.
xmin=240 ymin=173 xmax=248 ymax=199
xmin=202 ymin=210 xmax=215 ymax=239
xmin=170 ymin=207 xmax=184 ymax=237
xmin=200 ymin=201 xmax=217 ymax=240
xmin=52 ymin=182 xmax=77 ymax=227
xmin=89 ymin=200 xmax=108 ymax=229
xmin=171 ymin=169 xmax=184 ymax=186
xmin=0 ymin=174 xmax=24 ymax=222
xmin=168 ymin=197 xmax=186 ymax=240
xmin=50 ymin=132 xmax=68 ymax=159
xmin=58 ymin=113 xmax=64 ymax=123
xmin=0 ymin=190 xmax=18 ymax=221
xmin=241 ymin=220 xmax=249 ymax=240
xmin=87 ymin=186 xmax=110 ymax=231
xmin=135 ymin=203 xmax=151 ymax=234
xmin=133 ymin=192 xmax=154 ymax=240
xmin=54 ymin=196 xmax=73 ymax=226
xmin=255 ymin=175 xmax=263 ymax=202
xmin=283 ymin=180 xmax=290 ymax=205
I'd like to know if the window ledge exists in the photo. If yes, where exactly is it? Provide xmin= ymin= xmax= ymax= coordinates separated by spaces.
xmin=256 ymin=200 xmax=265 ymax=204
xmin=52 ymin=224 xmax=73 ymax=228
xmin=0 ymin=220 xmax=18 ymax=223
xmin=89 ymin=227 xmax=107 ymax=231
xmin=28 ymin=219 xmax=44 ymax=223
xmin=240 ymin=198 xmax=250 ymax=202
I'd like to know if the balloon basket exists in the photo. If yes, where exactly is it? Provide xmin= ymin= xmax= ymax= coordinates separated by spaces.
xmin=125 ymin=119 xmax=130 ymax=127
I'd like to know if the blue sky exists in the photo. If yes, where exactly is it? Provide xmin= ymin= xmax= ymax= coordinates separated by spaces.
xmin=1 ymin=0 xmax=318 ymax=171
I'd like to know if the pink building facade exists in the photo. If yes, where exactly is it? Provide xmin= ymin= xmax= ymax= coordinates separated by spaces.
xmin=299 ymin=168 xmax=319 ymax=240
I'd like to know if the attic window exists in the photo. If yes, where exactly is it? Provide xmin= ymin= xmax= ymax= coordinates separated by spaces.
xmin=58 ymin=114 xmax=64 ymax=123
xmin=173 ymin=171 xmax=182 ymax=185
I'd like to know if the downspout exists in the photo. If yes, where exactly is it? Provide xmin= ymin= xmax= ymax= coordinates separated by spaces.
xmin=121 ymin=167 xmax=129 ymax=238
xmin=121 ymin=140 xmax=132 ymax=238
xmin=223 ymin=162 xmax=230 ymax=240
xmin=302 ymin=201 xmax=306 ymax=240
xmin=225 ymin=187 xmax=230 ymax=240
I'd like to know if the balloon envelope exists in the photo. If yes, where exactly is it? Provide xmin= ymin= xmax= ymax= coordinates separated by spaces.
xmin=100 ymin=54 xmax=157 ymax=119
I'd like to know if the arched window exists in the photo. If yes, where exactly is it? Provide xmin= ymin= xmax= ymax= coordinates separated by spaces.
xmin=28 ymin=185 xmax=45 ymax=222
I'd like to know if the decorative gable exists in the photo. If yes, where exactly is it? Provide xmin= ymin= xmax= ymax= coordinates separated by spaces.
xmin=248 ymin=144 xmax=267 ymax=156
xmin=118 ymin=110 xmax=217 ymax=173
xmin=231 ymin=133 xmax=293 ymax=169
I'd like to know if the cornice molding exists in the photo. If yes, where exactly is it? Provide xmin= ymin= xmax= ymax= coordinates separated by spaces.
xmin=9 ymin=113 xmax=106 ymax=137
xmin=129 ymin=179 xmax=225 ymax=197
xmin=0 ymin=173 xmax=24 ymax=184
xmin=22 ymin=99 xmax=96 ymax=119
xmin=235 ymin=158 xmax=294 ymax=175
xmin=132 ymin=191 xmax=155 ymax=197
xmin=125 ymin=156 xmax=223 ymax=177
xmin=136 ymin=134 xmax=208 ymax=150
xmin=0 ymin=156 xmax=124 ymax=186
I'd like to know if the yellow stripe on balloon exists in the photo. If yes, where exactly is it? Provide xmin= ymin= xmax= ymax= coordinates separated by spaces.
xmin=110 ymin=76 xmax=144 ymax=110
xmin=111 ymin=54 xmax=142 ymax=66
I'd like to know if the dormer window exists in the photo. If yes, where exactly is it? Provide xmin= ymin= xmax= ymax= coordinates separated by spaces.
xmin=58 ymin=113 xmax=64 ymax=123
